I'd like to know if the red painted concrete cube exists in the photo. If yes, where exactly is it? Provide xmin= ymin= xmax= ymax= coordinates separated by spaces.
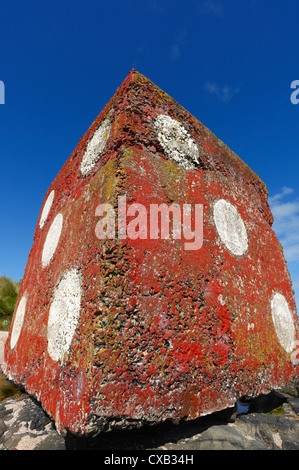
xmin=2 ymin=70 xmax=299 ymax=436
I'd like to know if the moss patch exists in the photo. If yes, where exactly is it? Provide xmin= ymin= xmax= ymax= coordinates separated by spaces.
xmin=0 ymin=372 xmax=25 ymax=402
xmin=266 ymin=405 xmax=285 ymax=415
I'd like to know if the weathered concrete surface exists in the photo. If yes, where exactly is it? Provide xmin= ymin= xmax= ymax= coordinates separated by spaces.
xmin=1 ymin=70 xmax=299 ymax=436
xmin=0 ymin=391 xmax=299 ymax=450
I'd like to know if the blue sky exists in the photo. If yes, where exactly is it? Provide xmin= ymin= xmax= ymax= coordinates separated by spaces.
xmin=0 ymin=0 xmax=298 ymax=308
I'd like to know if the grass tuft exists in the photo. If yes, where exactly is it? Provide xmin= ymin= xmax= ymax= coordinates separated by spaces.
xmin=0 ymin=276 xmax=20 ymax=330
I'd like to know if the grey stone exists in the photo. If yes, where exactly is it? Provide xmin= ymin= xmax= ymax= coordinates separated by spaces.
xmin=287 ymin=398 xmax=299 ymax=415
xmin=276 ymin=381 xmax=299 ymax=398
xmin=0 ymin=419 xmax=7 ymax=438
xmin=173 ymin=424 xmax=267 ymax=450
xmin=0 ymin=395 xmax=62 ymax=450
xmin=237 ymin=412 xmax=299 ymax=450
xmin=34 ymin=433 xmax=66 ymax=450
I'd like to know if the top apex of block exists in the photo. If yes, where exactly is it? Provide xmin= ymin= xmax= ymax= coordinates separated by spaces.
xmin=65 ymin=68 xmax=272 ymax=225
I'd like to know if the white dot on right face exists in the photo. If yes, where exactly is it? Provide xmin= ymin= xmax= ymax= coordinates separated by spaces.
xmin=271 ymin=293 xmax=295 ymax=354
xmin=42 ymin=213 xmax=63 ymax=267
xmin=39 ymin=190 xmax=55 ymax=229
xmin=213 ymin=199 xmax=248 ymax=256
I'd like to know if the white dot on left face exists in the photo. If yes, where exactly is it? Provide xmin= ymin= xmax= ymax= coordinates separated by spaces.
xmin=271 ymin=293 xmax=296 ymax=354
xmin=153 ymin=114 xmax=200 ymax=170
xmin=10 ymin=295 xmax=27 ymax=349
xmin=47 ymin=269 xmax=82 ymax=362
xmin=42 ymin=213 xmax=63 ymax=267
xmin=80 ymin=118 xmax=111 ymax=176
xmin=39 ymin=190 xmax=55 ymax=229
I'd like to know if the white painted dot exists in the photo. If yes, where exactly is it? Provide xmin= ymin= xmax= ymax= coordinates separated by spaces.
xmin=153 ymin=114 xmax=200 ymax=170
xmin=42 ymin=213 xmax=63 ymax=267
xmin=10 ymin=295 xmax=27 ymax=349
xmin=271 ymin=293 xmax=295 ymax=354
xmin=80 ymin=118 xmax=111 ymax=176
xmin=213 ymin=199 xmax=248 ymax=256
xmin=39 ymin=190 xmax=55 ymax=229
xmin=47 ymin=269 xmax=82 ymax=362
